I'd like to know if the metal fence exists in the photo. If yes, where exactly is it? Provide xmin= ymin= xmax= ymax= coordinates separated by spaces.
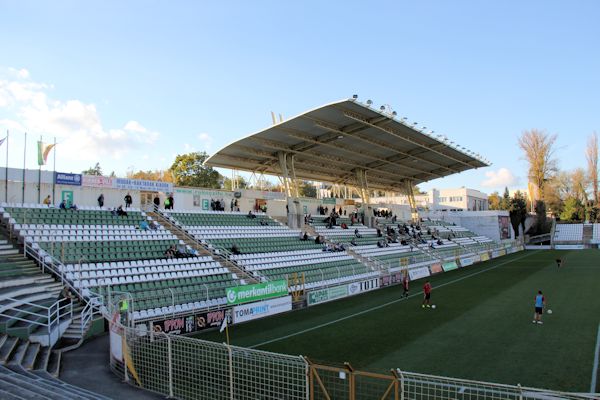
xmin=115 ymin=325 xmax=309 ymax=400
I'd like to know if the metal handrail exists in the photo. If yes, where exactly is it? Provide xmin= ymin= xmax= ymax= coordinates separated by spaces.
xmin=0 ymin=296 xmax=73 ymax=346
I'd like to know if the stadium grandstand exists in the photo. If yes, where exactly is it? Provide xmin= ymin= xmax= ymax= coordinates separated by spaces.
xmin=0 ymin=97 xmax=595 ymax=400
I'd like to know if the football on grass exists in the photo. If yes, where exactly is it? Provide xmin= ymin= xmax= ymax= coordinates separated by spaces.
xmin=547 ymin=309 xmax=552 ymax=314
xmin=431 ymin=305 xmax=436 ymax=309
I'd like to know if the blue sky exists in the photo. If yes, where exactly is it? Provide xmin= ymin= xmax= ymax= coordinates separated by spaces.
xmin=0 ymin=1 xmax=598 ymax=194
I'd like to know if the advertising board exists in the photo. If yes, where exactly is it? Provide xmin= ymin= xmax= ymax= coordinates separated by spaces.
xmin=55 ymin=172 xmax=82 ymax=186
xmin=429 ymin=263 xmax=443 ymax=274
xmin=151 ymin=309 xmax=230 ymax=335
xmin=408 ymin=266 xmax=430 ymax=281
xmin=232 ymin=296 xmax=292 ymax=323
xmin=442 ymin=261 xmax=458 ymax=272
xmin=226 ymin=280 xmax=288 ymax=305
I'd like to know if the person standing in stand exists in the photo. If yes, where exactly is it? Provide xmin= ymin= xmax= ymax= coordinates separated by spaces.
xmin=124 ymin=193 xmax=132 ymax=208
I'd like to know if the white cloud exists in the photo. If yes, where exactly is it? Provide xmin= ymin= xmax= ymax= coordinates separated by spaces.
xmin=197 ymin=132 xmax=213 ymax=151
xmin=0 ymin=67 xmax=160 ymax=163
xmin=124 ymin=120 xmax=147 ymax=133
xmin=481 ymin=167 xmax=520 ymax=188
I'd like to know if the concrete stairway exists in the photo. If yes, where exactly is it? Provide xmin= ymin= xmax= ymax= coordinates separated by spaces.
xmin=0 ymin=334 xmax=111 ymax=399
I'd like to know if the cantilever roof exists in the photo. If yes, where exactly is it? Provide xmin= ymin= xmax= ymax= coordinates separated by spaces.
xmin=205 ymin=98 xmax=489 ymax=191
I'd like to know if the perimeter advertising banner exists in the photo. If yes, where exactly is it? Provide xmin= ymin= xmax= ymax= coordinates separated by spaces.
xmin=408 ymin=266 xmax=430 ymax=281
xmin=233 ymin=296 xmax=292 ymax=323
xmin=226 ymin=280 xmax=288 ymax=305
xmin=459 ymin=257 xmax=474 ymax=267
xmin=480 ymin=252 xmax=490 ymax=261
xmin=151 ymin=309 xmax=231 ymax=335
xmin=430 ymin=263 xmax=443 ymax=274
xmin=307 ymin=285 xmax=348 ymax=306
xmin=442 ymin=261 xmax=458 ymax=272
xmin=307 ymin=278 xmax=380 ymax=306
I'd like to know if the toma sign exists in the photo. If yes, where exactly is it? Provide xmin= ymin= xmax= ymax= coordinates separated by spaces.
xmin=225 ymin=280 xmax=288 ymax=305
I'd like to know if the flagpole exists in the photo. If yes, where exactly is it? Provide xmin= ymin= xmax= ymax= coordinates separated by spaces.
xmin=52 ymin=137 xmax=57 ymax=203
xmin=4 ymin=130 xmax=8 ymax=203
xmin=38 ymin=135 xmax=42 ymax=203
xmin=225 ymin=324 xmax=230 ymax=346
xmin=22 ymin=132 xmax=26 ymax=204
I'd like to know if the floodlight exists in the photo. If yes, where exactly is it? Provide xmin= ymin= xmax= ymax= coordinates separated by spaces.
xmin=366 ymin=99 xmax=373 ymax=105
xmin=402 ymin=117 xmax=408 ymax=121
xmin=352 ymin=94 xmax=358 ymax=99
xmin=392 ymin=111 xmax=397 ymax=116
xmin=380 ymin=105 xmax=385 ymax=111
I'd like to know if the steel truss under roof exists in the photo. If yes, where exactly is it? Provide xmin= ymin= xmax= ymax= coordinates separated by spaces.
xmin=205 ymin=98 xmax=489 ymax=192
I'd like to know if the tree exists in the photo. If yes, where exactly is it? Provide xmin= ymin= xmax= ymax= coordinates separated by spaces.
xmin=169 ymin=152 xmax=221 ymax=188
xmin=518 ymin=130 xmax=558 ymax=201
xmin=586 ymin=132 xmax=598 ymax=205
xmin=542 ymin=177 xmax=564 ymax=217
xmin=500 ymin=187 xmax=511 ymax=210
xmin=82 ymin=162 xmax=103 ymax=176
xmin=560 ymin=197 xmax=584 ymax=221
xmin=127 ymin=169 xmax=174 ymax=182
xmin=298 ymin=181 xmax=317 ymax=198
xmin=530 ymin=200 xmax=551 ymax=235
xmin=488 ymin=192 xmax=501 ymax=210
xmin=222 ymin=176 xmax=248 ymax=191
xmin=509 ymin=191 xmax=528 ymax=237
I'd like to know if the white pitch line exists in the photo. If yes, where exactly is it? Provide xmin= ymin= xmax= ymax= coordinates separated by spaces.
xmin=591 ymin=323 xmax=600 ymax=394
xmin=249 ymin=251 xmax=538 ymax=349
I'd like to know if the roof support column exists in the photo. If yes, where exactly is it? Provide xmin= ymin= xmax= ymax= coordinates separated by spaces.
xmin=404 ymin=180 xmax=419 ymax=222
xmin=355 ymin=169 xmax=374 ymax=228
xmin=279 ymin=151 xmax=302 ymax=229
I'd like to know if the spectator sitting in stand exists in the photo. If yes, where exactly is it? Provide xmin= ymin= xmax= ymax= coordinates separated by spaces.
xmin=43 ymin=195 xmax=51 ymax=206
xmin=341 ymin=222 xmax=348 ymax=229
xmin=350 ymin=237 xmax=357 ymax=246
xmin=354 ymin=228 xmax=362 ymax=238
xmin=149 ymin=221 xmax=159 ymax=230
xmin=140 ymin=220 xmax=149 ymax=230
xmin=164 ymin=245 xmax=176 ymax=259
xmin=247 ymin=211 xmax=256 ymax=219
xmin=117 ymin=205 xmax=128 ymax=217
xmin=300 ymin=232 xmax=309 ymax=241
xmin=69 ymin=203 xmax=78 ymax=211
xmin=231 ymin=244 xmax=241 ymax=255
xmin=59 ymin=200 xmax=67 ymax=210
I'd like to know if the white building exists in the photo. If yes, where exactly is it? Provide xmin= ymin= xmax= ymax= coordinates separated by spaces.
xmin=369 ymin=187 xmax=489 ymax=212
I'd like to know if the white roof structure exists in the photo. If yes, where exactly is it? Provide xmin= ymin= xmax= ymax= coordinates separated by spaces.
xmin=205 ymin=98 xmax=489 ymax=192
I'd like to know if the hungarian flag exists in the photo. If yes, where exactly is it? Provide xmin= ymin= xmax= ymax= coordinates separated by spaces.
xmin=37 ymin=141 xmax=55 ymax=166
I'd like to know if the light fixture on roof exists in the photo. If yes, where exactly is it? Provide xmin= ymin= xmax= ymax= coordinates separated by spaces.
xmin=412 ymin=122 xmax=418 ymax=126
xmin=352 ymin=94 xmax=358 ymax=99
xmin=429 ymin=130 xmax=435 ymax=134
xmin=380 ymin=105 xmax=385 ymax=111
xmin=392 ymin=111 xmax=397 ymax=116
xmin=366 ymin=99 xmax=373 ymax=105
xmin=401 ymin=117 xmax=408 ymax=121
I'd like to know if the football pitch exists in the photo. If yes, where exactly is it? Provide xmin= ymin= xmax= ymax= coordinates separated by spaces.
xmin=197 ymin=250 xmax=600 ymax=393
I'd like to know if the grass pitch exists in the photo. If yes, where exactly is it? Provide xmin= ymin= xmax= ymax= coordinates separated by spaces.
xmin=198 ymin=250 xmax=600 ymax=393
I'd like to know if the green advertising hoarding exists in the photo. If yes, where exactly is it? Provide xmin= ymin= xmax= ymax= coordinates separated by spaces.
xmin=226 ymin=280 xmax=288 ymax=305
xmin=307 ymin=285 xmax=349 ymax=306
xmin=442 ymin=261 xmax=458 ymax=272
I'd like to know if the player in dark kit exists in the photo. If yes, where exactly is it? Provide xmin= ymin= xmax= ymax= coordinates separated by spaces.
xmin=555 ymin=258 xmax=562 ymax=269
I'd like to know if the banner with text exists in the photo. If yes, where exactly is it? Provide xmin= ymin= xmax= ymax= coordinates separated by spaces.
xmin=226 ymin=280 xmax=288 ymax=305
xmin=55 ymin=172 xmax=82 ymax=186
xmin=442 ymin=261 xmax=458 ymax=272
xmin=151 ymin=309 xmax=231 ymax=335
xmin=233 ymin=296 xmax=292 ymax=324
xmin=408 ymin=266 xmax=431 ymax=281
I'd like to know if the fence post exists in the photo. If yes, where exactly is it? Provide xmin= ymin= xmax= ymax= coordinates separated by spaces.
xmin=397 ymin=368 xmax=404 ymax=400
xmin=167 ymin=333 xmax=174 ymax=398
xmin=227 ymin=343 xmax=234 ymax=400
xmin=518 ymin=383 xmax=523 ymax=400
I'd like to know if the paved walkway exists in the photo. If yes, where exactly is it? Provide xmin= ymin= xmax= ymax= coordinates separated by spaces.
xmin=60 ymin=334 xmax=164 ymax=400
